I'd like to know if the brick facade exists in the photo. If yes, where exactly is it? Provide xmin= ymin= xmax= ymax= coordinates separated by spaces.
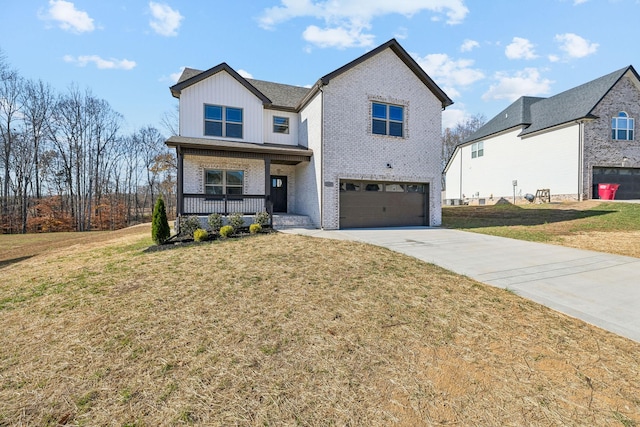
xmin=320 ymin=49 xmax=443 ymax=229
xmin=584 ymin=74 xmax=640 ymax=198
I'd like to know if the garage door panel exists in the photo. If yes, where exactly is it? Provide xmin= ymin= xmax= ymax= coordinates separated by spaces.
xmin=339 ymin=180 xmax=428 ymax=228
xmin=593 ymin=167 xmax=640 ymax=200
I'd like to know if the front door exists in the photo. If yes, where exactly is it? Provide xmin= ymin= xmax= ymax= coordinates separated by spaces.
xmin=270 ymin=175 xmax=287 ymax=213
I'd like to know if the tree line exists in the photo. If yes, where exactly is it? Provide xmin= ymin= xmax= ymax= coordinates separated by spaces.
xmin=0 ymin=50 xmax=175 ymax=234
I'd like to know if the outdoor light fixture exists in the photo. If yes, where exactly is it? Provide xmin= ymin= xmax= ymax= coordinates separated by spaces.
xmin=386 ymin=163 xmax=392 ymax=169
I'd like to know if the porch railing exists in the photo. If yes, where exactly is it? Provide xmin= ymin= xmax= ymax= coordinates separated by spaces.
xmin=182 ymin=193 xmax=271 ymax=217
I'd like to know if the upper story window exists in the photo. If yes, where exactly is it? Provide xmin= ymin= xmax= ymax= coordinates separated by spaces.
xmin=205 ymin=169 xmax=244 ymax=195
xmin=612 ymin=111 xmax=634 ymax=141
xmin=273 ymin=116 xmax=290 ymax=134
xmin=204 ymin=105 xmax=243 ymax=138
xmin=372 ymin=102 xmax=404 ymax=137
xmin=471 ymin=141 xmax=484 ymax=158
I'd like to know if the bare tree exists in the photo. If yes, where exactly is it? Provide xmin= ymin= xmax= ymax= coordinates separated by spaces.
xmin=22 ymin=79 xmax=55 ymax=200
xmin=442 ymin=113 xmax=486 ymax=169
xmin=0 ymin=57 xmax=21 ymax=226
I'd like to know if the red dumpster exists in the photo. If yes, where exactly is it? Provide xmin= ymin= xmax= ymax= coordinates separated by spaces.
xmin=598 ymin=183 xmax=620 ymax=200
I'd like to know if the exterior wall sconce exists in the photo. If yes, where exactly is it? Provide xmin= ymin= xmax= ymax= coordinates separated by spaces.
xmin=386 ymin=163 xmax=392 ymax=169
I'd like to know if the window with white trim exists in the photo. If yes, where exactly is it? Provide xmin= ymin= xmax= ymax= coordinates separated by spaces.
xmin=205 ymin=170 xmax=244 ymax=195
xmin=273 ymin=116 xmax=289 ymax=134
xmin=471 ymin=141 xmax=484 ymax=158
xmin=204 ymin=105 xmax=243 ymax=138
xmin=612 ymin=111 xmax=634 ymax=140
xmin=372 ymin=102 xmax=404 ymax=137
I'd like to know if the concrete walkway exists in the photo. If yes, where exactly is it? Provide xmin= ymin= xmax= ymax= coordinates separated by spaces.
xmin=280 ymin=227 xmax=640 ymax=343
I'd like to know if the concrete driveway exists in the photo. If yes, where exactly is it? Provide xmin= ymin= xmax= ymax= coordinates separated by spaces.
xmin=281 ymin=227 xmax=640 ymax=343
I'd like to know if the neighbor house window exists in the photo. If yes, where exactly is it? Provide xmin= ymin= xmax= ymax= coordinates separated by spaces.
xmin=273 ymin=116 xmax=289 ymax=134
xmin=372 ymin=102 xmax=404 ymax=137
xmin=204 ymin=105 xmax=243 ymax=138
xmin=612 ymin=111 xmax=634 ymax=140
xmin=205 ymin=170 xmax=244 ymax=195
xmin=471 ymin=141 xmax=484 ymax=158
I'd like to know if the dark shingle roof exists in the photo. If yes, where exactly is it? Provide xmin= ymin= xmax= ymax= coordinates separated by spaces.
xmin=170 ymin=39 xmax=453 ymax=111
xmin=172 ymin=67 xmax=310 ymax=110
xmin=245 ymin=79 xmax=310 ymax=110
xmin=464 ymin=66 xmax=636 ymax=144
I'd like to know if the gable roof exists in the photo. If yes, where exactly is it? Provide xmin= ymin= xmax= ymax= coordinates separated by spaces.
xmin=169 ymin=39 xmax=453 ymax=111
xmin=317 ymin=38 xmax=453 ymax=109
xmin=170 ymin=63 xmax=271 ymax=104
xmin=464 ymin=65 xmax=638 ymax=144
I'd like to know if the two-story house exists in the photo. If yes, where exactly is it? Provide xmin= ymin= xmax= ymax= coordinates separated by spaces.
xmin=166 ymin=39 xmax=453 ymax=229
xmin=444 ymin=66 xmax=640 ymax=203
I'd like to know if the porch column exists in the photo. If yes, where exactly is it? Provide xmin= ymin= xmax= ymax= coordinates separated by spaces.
xmin=264 ymin=157 xmax=272 ymax=216
xmin=177 ymin=145 xmax=184 ymax=215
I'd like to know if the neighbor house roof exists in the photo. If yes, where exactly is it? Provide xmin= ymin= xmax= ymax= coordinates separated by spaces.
xmin=463 ymin=65 xmax=638 ymax=145
xmin=169 ymin=38 xmax=453 ymax=112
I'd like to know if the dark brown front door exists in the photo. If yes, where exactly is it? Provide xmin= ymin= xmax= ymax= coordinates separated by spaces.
xmin=271 ymin=175 xmax=287 ymax=213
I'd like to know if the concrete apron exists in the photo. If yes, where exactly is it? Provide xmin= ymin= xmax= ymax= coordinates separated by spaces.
xmin=281 ymin=227 xmax=640 ymax=343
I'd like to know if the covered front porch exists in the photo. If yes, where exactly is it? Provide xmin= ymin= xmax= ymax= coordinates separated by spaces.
xmin=167 ymin=136 xmax=313 ymax=220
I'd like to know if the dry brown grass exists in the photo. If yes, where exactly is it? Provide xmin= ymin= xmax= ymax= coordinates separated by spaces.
xmin=1 ymin=227 xmax=639 ymax=426
xmin=443 ymin=201 xmax=640 ymax=258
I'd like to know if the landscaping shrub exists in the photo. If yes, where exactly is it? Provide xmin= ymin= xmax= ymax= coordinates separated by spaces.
xmin=253 ymin=211 xmax=270 ymax=226
xmin=207 ymin=213 xmax=223 ymax=232
xmin=151 ymin=196 xmax=170 ymax=245
xmin=228 ymin=212 xmax=245 ymax=230
xmin=219 ymin=225 xmax=234 ymax=238
xmin=249 ymin=223 xmax=262 ymax=234
xmin=179 ymin=215 xmax=201 ymax=238
xmin=193 ymin=228 xmax=208 ymax=242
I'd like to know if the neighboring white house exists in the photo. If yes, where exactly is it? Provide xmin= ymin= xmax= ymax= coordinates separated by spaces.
xmin=166 ymin=39 xmax=453 ymax=229
xmin=444 ymin=66 xmax=640 ymax=203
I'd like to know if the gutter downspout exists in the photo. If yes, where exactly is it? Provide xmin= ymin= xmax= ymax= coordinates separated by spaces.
xmin=458 ymin=147 xmax=463 ymax=201
xmin=319 ymin=84 xmax=325 ymax=229
xmin=578 ymin=121 xmax=584 ymax=201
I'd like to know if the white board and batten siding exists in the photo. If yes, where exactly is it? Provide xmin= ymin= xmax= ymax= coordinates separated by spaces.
xmin=263 ymin=110 xmax=299 ymax=146
xmin=179 ymin=71 xmax=264 ymax=143
xmin=446 ymin=125 xmax=580 ymax=200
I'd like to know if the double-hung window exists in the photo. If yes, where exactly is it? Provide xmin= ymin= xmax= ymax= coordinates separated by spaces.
xmin=372 ymin=102 xmax=404 ymax=137
xmin=204 ymin=105 xmax=243 ymax=138
xmin=471 ymin=141 xmax=484 ymax=158
xmin=205 ymin=170 xmax=244 ymax=195
xmin=273 ymin=116 xmax=289 ymax=134
xmin=612 ymin=111 xmax=634 ymax=141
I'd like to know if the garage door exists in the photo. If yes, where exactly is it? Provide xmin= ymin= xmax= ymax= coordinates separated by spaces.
xmin=592 ymin=167 xmax=640 ymax=200
xmin=339 ymin=180 xmax=428 ymax=228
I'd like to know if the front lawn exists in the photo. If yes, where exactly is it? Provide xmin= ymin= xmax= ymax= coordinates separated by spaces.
xmin=0 ymin=226 xmax=638 ymax=425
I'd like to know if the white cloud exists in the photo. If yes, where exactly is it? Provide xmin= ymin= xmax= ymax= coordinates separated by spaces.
xmin=548 ymin=54 xmax=560 ymax=63
xmin=554 ymin=33 xmax=598 ymax=59
xmin=259 ymin=0 xmax=469 ymax=49
xmin=169 ymin=66 xmax=186 ymax=83
xmin=237 ymin=69 xmax=253 ymax=79
xmin=415 ymin=53 xmax=485 ymax=99
xmin=149 ymin=2 xmax=183 ymax=37
xmin=39 ymin=0 xmax=95 ymax=33
xmin=573 ymin=0 xmax=588 ymax=4
xmin=482 ymin=68 xmax=552 ymax=101
xmin=442 ymin=108 xmax=468 ymax=130
xmin=505 ymin=37 xmax=537 ymax=60
xmin=303 ymin=25 xmax=375 ymax=49
xmin=460 ymin=39 xmax=479 ymax=52
xmin=64 ymin=55 xmax=136 ymax=70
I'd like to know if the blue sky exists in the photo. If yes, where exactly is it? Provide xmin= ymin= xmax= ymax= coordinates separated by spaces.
xmin=2 ymin=0 xmax=639 ymax=135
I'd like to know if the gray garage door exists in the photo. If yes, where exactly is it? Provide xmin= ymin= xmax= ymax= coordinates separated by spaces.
xmin=339 ymin=180 xmax=428 ymax=228
xmin=592 ymin=167 xmax=640 ymax=200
